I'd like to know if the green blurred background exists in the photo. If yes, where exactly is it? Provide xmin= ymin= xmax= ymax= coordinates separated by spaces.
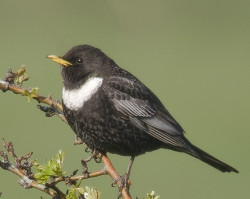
xmin=0 ymin=0 xmax=249 ymax=198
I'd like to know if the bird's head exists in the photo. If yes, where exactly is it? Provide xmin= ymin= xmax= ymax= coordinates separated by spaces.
xmin=47 ymin=45 xmax=112 ymax=89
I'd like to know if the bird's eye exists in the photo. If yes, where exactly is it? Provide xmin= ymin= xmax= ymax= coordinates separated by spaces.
xmin=76 ymin=58 xmax=83 ymax=64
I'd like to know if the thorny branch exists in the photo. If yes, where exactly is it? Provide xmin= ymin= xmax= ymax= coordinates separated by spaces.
xmin=0 ymin=67 xmax=66 ymax=123
xmin=0 ymin=66 xmax=132 ymax=199
xmin=0 ymin=139 xmax=66 ymax=198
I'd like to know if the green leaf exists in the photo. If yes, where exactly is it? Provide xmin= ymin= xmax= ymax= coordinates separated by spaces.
xmin=66 ymin=187 xmax=79 ymax=199
xmin=22 ymin=87 xmax=39 ymax=102
xmin=66 ymin=184 xmax=100 ymax=199
xmin=146 ymin=191 xmax=160 ymax=199
xmin=33 ymin=150 xmax=65 ymax=184
xmin=15 ymin=65 xmax=29 ymax=85
xmin=83 ymin=187 xmax=100 ymax=199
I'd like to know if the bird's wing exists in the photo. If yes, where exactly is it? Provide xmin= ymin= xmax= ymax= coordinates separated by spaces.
xmin=103 ymin=76 xmax=188 ymax=148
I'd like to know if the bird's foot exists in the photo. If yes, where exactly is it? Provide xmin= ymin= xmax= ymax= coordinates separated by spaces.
xmin=73 ymin=135 xmax=84 ymax=145
xmin=111 ymin=156 xmax=135 ymax=198
xmin=111 ymin=174 xmax=131 ymax=199
xmin=81 ymin=148 xmax=100 ymax=174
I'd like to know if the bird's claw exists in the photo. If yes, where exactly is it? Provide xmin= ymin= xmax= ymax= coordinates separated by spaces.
xmin=85 ymin=146 xmax=90 ymax=152
xmin=81 ymin=149 xmax=99 ymax=174
xmin=111 ymin=174 xmax=130 ymax=199
xmin=94 ymin=156 xmax=101 ymax=163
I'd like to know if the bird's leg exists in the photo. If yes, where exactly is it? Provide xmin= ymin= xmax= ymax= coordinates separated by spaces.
xmin=112 ymin=156 xmax=135 ymax=198
xmin=81 ymin=148 xmax=99 ymax=174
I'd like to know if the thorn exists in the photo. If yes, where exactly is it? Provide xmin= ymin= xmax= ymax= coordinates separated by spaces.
xmin=47 ymin=93 xmax=52 ymax=99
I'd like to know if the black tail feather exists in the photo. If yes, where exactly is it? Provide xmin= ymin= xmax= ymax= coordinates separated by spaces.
xmin=188 ymin=144 xmax=238 ymax=173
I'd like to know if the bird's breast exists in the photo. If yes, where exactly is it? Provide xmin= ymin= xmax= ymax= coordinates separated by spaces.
xmin=62 ymin=77 xmax=103 ymax=111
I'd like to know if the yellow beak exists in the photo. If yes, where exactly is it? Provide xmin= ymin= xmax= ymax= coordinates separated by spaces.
xmin=46 ymin=55 xmax=73 ymax=67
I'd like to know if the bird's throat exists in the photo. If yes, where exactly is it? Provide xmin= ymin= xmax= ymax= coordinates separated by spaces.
xmin=62 ymin=77 xmax=103 ymax=111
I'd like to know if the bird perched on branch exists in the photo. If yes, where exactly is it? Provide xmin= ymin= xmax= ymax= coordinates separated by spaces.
xmin=47 ymin=44 xmax=238 ymax=192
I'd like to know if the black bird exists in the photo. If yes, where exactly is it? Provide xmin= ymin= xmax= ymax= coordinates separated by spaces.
xmin=47 ymin=44 xmax=238 ymax=185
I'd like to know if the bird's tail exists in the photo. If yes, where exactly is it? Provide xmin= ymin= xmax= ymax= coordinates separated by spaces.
xmin=186 ymin=143 xmax=238 ymax=173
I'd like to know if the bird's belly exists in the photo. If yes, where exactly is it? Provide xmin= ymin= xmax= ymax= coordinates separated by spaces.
xmin=63 ymin=93 xmax=161 ymax=156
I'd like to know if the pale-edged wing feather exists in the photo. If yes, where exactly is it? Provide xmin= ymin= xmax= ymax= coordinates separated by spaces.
xmin=113 ymin=98 xmax=156 ymax=117
xmin=103 ymin=76 xmax=189 ymax=149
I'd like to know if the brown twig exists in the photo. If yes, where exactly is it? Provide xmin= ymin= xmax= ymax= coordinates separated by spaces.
xmin=0 ymin=80 xmax=62 ymax=111
xmin=0 ymin=141 xmax=66 ymax=199
xmin=101 ymin=154 xmax=132 ymax=199
xmin=51 ymin=169 xmax=106 ymax=185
